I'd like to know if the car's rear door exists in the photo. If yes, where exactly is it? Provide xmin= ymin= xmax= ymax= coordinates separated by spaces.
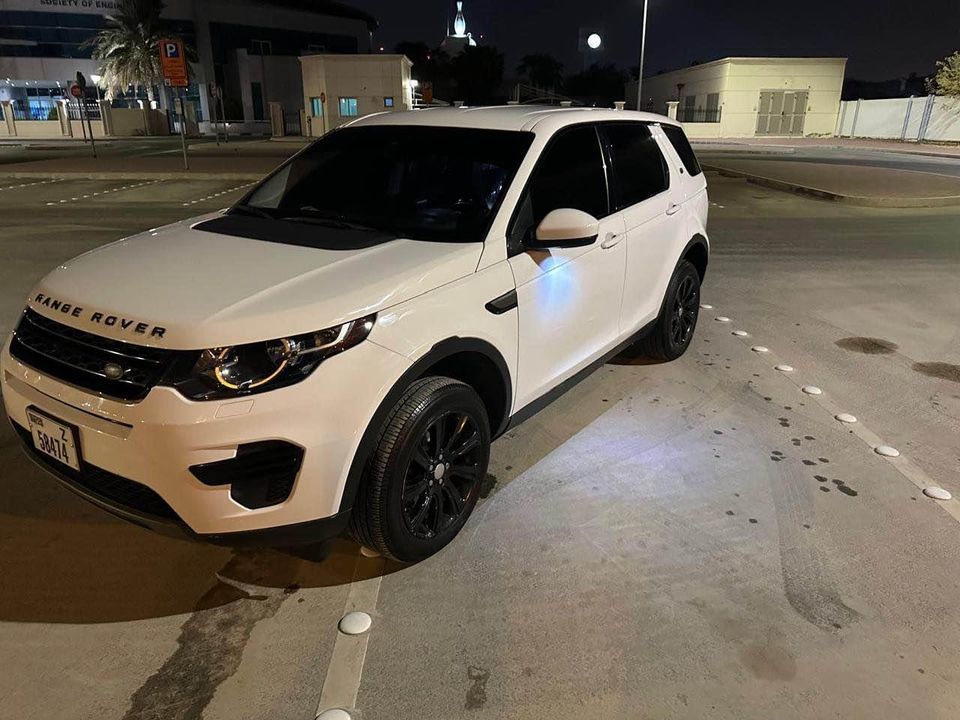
xmin=600 ymin=121 xmax=686 ymax=333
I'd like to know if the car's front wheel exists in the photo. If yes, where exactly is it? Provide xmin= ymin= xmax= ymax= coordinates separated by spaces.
xmin=350 ymin=377 xmax=490 ymax=562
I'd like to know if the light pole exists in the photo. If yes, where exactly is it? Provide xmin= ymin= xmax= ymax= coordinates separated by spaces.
xmin=635 ymin=0 xmax=649 ymax=111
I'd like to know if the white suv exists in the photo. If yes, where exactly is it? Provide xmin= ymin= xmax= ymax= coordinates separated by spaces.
xmin=2 ymin=107 xmax=708 ymax=561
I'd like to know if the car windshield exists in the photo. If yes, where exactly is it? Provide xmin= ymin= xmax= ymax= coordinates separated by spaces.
xmin=235 ymin=125 xmax=535 ymax=243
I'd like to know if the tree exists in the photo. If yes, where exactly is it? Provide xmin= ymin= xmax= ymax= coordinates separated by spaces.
xmin=564 ymin=63 xmax=627 ymax=107
xmin=89 ymin=0 xmax=182 ymax=102
xmin=450 ymin=46 xmax=504 ymax=105
xmin=927 ymin=51 xmax=960 ymax=96
xmin=396 ymin=41 xmax=451 ymax=86
xmin=517 ymin=54 xmax=564 ymax=91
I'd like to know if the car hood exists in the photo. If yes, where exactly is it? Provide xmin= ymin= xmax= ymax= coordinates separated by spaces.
xmin=26 ymin=214 xmax=483 ymax=349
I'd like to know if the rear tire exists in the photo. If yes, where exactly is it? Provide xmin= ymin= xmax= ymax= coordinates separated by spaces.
xmin=631 ymin=259 xmax=701 ymax=361
xmin=349 ymin=377 xmax=490 ymax=562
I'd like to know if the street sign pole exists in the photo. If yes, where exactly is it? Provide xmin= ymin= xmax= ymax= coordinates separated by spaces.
xmin=176 ymin=92 xmax=189 ymax=170
xmin=72 ymin=76 xmax=95 ymax=157
xmin=220 ymin=93 xmax=228 ymax=144
xmin=160 ymin=38 xmax=190 ymax=170
xmin=76 ymin=97 xmax=88 ymax=143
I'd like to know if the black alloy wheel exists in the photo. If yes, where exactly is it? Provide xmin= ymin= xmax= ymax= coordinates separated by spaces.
xmin=669 ymin=273 xmax=699 ymax=349
xmin=350 ymin=377 xmax=491 ymax=562
xmin=401 ymin=410 xmax=483 ymax=539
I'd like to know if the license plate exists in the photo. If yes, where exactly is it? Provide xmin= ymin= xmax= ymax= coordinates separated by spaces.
xmin=26 ymin=407 xmax=81 ymax=471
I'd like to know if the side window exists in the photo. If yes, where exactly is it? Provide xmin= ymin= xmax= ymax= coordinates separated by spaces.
xmin=508 ymin=125 xmax=608 ymax=250
xmin=661 ymin=124 xmax=702 ymax=176
xmin=604 ymin=123 xmax=668 ymax=209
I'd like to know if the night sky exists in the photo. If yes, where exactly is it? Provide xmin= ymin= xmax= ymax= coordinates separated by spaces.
xmin=350 ymin=0 xmax=960 ymax=81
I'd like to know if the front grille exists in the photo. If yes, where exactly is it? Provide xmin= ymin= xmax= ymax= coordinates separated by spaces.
xmin=13 ymin=422 xmax=178 ymax=520
xmin=190 ymin=441 xmax=304 ymax=509
xmin=10 ymin=309 xmax=176 ymax=401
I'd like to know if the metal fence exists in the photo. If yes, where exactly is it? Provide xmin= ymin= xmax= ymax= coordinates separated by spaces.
xmin=676 ymin=106 xmax=722 ymax=123
xmin=65 ymin=101 xmax=102 ymax=121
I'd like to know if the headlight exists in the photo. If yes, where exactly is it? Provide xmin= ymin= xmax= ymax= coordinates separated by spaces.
xmin=168 ymin=314 xmax=376 ymax=400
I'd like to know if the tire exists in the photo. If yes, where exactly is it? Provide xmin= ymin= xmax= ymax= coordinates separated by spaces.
xmin=349 ymin=376 xmax=491 ymax=562
xmin=631 ymin=259 xmax=701 ymax=362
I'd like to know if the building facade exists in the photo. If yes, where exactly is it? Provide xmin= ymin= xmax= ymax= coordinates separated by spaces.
xmin=299 ymin=54 xmax=413 ymax=136
xmin=626 ymin=57 xmax=847 ymax=138
xmin=0 ymin=0 xmax=376 ymax=131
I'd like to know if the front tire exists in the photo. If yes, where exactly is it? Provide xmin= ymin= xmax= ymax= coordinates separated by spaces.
xmin=632 ymin=259 xmax=701 ymax=361
xmin=350 ymin=377 xmax=490 ymax=562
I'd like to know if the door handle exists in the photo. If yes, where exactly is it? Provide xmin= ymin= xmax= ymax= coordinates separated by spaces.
xmin=666 ymin=202 xmax=681 ymax=216
xmin=600 ymin=232 xmax=622 ymax=250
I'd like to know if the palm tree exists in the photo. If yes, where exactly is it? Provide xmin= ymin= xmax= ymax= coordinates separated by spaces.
xmin=88 ymin=0 xmax=168 ymax=103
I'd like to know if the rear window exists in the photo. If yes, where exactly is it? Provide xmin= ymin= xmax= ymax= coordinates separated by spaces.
xmin=661 ymin=124 xmax=702 ymax=176
xmin=603 ymin=122 xmax=668 ymax=208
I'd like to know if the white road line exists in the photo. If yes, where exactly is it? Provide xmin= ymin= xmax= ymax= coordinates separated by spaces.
xmin=315 ymin=551 xmax=385 ymax=717
xmin=182 ymin=182 xmax=255 ymax=207
xmin=45 ymin=180 xmax=161 ymax=206
xmin=0 ymin=178 xmax=63 ymax=192
xmin=725 ymin=323 xmax=960 ymax=523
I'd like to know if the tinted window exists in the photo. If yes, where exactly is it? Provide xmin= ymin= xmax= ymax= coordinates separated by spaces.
xmin=661 ymin=124 xmax=702 ymax=176
xmin=604 ymin=123 xmax=668 ymax=208
xmin=530 ymin=125 xmax=608 ymax=222
xmin=239 ymin=126 xmax=534 ymax=244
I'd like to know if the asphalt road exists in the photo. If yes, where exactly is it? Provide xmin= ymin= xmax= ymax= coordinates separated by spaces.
xmin=698 ymin=144 xmax=960 ymax=178
xmin=1 ymin=169 xmax=959 ymax=720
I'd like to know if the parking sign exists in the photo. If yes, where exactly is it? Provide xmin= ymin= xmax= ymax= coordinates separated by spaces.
xmin=160 ymin=38 xmax=188 ymax=87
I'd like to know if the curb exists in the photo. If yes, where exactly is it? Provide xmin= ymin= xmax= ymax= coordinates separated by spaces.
xmin=693 ymin=140 xmax=960 ymax=160
xmin=0 ymin=171 xmax=266 ymax=181
xmin=703 ymin=164 xmax=960 ymax=208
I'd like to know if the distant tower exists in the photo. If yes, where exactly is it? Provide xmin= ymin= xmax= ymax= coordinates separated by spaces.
xmin=453 ymin=1 xmax=466 ymax=37
xmin=441 ymin=1 xmax=477 ymax=54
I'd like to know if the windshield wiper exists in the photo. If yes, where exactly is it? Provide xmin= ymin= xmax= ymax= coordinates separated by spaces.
xmin=284 ymin=207 xmax=381 ymax=233
xmin=229 ymin=204 xmax=275 ymax=220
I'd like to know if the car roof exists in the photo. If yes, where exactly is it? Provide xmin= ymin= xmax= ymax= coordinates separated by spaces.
xmin=348 ymin=105 xmax=678 ymax=133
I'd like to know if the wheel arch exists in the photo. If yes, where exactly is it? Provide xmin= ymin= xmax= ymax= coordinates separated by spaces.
xmin=339 ymin=337 xmax=512 ymax=515
xmin=681 ymin=234 xmax=709 ymax=282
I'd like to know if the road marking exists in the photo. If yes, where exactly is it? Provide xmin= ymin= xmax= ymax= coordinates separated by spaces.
xmin=0 ymin=178 xmax=63 ymax=192
xmin=45 ymin=179 xmax=161 ymax=205
xmin=724 ymin=319 xmax=960 ymax=523
xmin=315 ymin=551 xmax=384 ymax=717
xmin=182 ymin=182 xmax=255 ymax=206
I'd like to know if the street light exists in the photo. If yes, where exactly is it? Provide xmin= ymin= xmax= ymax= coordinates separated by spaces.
xmin=635 ymin=0 xmax=649 ymax=111
xmin=586 ymin=33 xmax=602 ymax=50
xmin=90 ymin=73 xmax=103 ymax=101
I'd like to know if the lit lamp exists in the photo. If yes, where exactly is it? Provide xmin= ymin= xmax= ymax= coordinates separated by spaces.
xmin=90 ymin=73 xmax=103 ymax=100
xmin=587 ymin=33 xmax=602 ymax=50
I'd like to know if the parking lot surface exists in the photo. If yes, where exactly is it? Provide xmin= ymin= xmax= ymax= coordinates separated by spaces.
xmin=1 ymin=169 xmax=959 ymax=719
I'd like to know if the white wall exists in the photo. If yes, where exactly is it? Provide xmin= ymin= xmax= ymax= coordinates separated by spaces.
xmin=300 ymin=54 xmax=413 ymax=137
xmin=627 ymin=57 xmax=846 ymax=138
xmin=837 ymin=96 xmax=960 ymax=141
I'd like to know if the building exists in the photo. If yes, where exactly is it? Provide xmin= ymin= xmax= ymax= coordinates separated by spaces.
xmin=299 ymin=54 xmax=413 ymax=137
xmin=0 ymin=0 xmax=377 ymax=133
xmin=626 ymin=57 xmax=847 ymax=138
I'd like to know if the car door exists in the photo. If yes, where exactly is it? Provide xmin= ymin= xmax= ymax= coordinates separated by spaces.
xmin=507 ymin=124 xmax=626 ymax=411
xmin=601 ymin=122 xmax=687 ymax=333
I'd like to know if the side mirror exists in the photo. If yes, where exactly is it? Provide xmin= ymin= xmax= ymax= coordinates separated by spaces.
xmin=529 ymin=208 xmax=600 ymax=249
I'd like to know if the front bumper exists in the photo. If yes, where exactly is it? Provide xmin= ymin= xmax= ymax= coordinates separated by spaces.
xmin=1 ymin=337 xmax=410 ymax=542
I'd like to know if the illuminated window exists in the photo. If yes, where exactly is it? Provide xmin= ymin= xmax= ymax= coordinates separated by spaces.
xmin=383 ymin=97 xmax=394 ymax=107
xmin=338 ymin=97 xmax=358 ymax=117
xmin=310 ymin=97 xmax=323 ymax=116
